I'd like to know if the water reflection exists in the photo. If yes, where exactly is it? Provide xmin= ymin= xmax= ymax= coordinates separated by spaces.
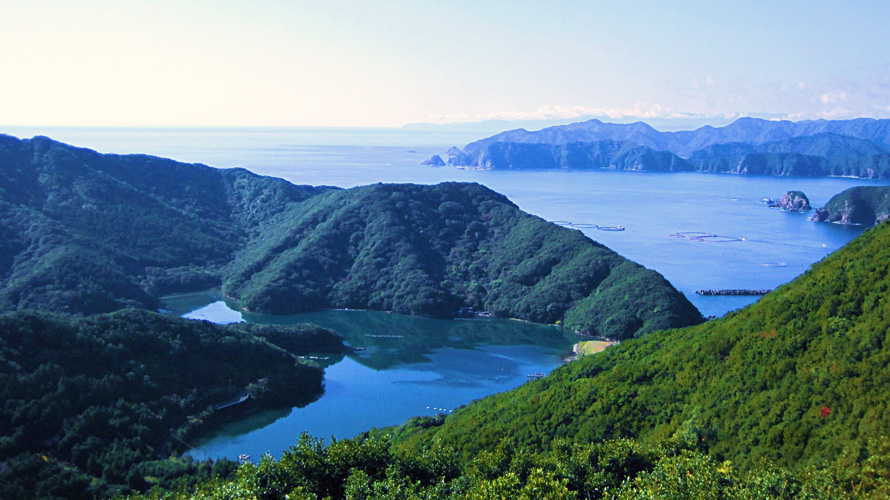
xmin=161 ymin=291 xmax=580 ymax=459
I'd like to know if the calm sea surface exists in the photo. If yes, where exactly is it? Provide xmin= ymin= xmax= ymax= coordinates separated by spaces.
xmin=6 ymin=126 xmax=887 ymax=459
xmin=162 ymin=291 xmax=578 ymax=461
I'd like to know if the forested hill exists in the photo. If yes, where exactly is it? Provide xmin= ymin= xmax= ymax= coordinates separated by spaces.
xmin=0 ymin=134 xmax=332 ymax=314
xmin=440 ymin=117 xmax=890 ymax=177
xmin=813 ymin=185 xmax=890 ymax=225
xmin=391 ymin=220 xmax=890 ymax=475
xmin=0 ymin=134 xmax=701 ymax=339
xmin=222 ymin=181 xmax=702 ymax=339
xmin=0 ymin=309 xmax=345 ymax=499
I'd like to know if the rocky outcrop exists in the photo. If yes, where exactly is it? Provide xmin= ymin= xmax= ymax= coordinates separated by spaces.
xmin=421 ymin=154 xmax=446 ymax=166
xmin=769 ymin=191 xmax=811 ymax=211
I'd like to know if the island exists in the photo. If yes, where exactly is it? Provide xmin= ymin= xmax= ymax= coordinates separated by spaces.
xmin=766 ymin=190 xmax=811 ymax=211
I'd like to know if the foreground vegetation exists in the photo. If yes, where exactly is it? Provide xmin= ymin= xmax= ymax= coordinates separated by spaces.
xmin=0 ymin=310 xmax=344 ymax=499
xmin=126 ymin=433 xmax=890 ymax=499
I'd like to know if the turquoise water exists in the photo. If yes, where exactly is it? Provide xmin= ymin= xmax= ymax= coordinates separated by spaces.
xmin=163 ymin=293 xmax=577 ymax=461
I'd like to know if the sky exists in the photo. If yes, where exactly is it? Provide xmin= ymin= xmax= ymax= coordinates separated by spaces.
xmin=1 ymin=0 xmax=889 ymax=128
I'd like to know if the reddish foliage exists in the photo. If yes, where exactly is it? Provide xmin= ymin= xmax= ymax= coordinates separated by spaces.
xmin=820 ymin=406 xmax=832 ymax=417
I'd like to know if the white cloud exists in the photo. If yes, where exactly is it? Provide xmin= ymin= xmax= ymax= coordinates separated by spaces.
xmin=820 ymin=90 xmax=849 ymax=105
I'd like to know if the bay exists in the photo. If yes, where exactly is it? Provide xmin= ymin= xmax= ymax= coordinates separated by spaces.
xmin=161 ymin=292 xmax=577 ymax=461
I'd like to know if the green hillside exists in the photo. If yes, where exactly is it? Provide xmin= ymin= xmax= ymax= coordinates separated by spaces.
xmin=0 ymin=309 xmax=344 ymax=499
xmin=813 ymin=185 xmax=890 ymax=225
xmin=393 ymin=220 xmax=890 ymax=473
xmin=0 ymin=134 xmax=330 ymax=313
xmin=223 ymin=182 xmax=702 ymax=339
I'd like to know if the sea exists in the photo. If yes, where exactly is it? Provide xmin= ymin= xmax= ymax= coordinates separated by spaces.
xmin=4 ymin=125 xmax=886 ymax=460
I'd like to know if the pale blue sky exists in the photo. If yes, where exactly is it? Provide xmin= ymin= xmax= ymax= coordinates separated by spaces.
xmin=1 ymin=0 xmax=888 ymax=127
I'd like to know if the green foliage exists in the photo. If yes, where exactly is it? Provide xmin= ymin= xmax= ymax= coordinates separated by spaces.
xmin=0 ymin=134 xmax=699 ymax=340
xmin=0 ymin=309 xmax=343 ymax=499
xmin=224 ymin=182 xmax=701 ymax=340
xmin=814 ymin=185 xmax=890 ymax=225
xmin=0 ymin=134 xmax=331 ymax=314
xmin=386 ymin=221 xmax=890 ymax=481
xmin=123 ymin=435 xmax=890 ymax=499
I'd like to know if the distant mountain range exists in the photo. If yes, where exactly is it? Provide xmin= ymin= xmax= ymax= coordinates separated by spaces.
xmin=437 ymin=117 xmax=890 ymax=178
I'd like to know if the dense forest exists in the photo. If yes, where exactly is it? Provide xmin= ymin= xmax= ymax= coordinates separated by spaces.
xmin=387 ymin=219 xmax=890 ymax=472
xmin=224 ymin=182 xmax=702 ymax=339
xmin=439 ymin=117 xmax=890 ymax=177
xmin=0 ymin=135 xmax=702 ymax=339
xmin=121 ymin=221 xmax=890 ymax=499
xmin=0 ymin=134 xmax=331 ymax=314
xmin=0 ymin=309 xmax=345 ymax=499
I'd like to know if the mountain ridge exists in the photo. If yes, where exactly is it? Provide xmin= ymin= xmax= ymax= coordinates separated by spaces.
xmin=439 ymin=117 xmax=890 ymax=177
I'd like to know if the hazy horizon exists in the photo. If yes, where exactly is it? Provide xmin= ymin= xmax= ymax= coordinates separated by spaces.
xmin=2 ymin=1 xmax=889 ymax=128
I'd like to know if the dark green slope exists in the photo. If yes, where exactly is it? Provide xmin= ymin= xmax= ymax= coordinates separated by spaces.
xmin=0 ymin=309 xmax=345 ymax=500
xmin=0 ymin=134 xmax=331 ymax=314
xmin=0 ymin=135 xmax=700 ymax=338
xmin=813 ymin=185 xmax=890 ymax=225
xmin=223 ymin=182 xmax=702 ymax=339
xmin=393 ymin=221 xmax=890 ymax=472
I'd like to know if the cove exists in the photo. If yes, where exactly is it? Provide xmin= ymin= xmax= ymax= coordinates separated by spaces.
xmin=162 ymin=291 xmax=580 ymax=461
